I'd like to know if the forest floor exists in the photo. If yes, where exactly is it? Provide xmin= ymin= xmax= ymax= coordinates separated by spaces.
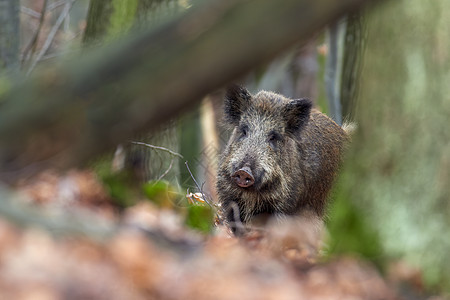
xmin=0 ymin=169 xmax=445 ymax=300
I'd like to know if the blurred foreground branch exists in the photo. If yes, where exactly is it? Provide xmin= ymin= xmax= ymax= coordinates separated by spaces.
xmin=0 ymin=0 xmax=384 ymax=182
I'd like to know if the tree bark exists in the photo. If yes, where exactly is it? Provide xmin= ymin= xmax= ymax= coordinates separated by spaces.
xmin=0 ymin=0 xmax=20 ymax=71
xmin=83 ymin=0 xmax=114 ymax=44
xmin=126 ymin=0 xmax=182 ymax=185
xmin=340 ymin=13 xmax=366 ymax=121
xmin=84 ymin=0 xmax=183 ymax=184
xmin=325 ymin=19 xmax=346 ymax=125
xmin=0 ymin=0 xmax=385 ymax=183
xmin=329 ymin=0 xmax=450 ymax=287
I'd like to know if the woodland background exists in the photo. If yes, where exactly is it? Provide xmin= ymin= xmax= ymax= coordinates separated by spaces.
xmin=0 ymin=0 xmax=449 ymax=299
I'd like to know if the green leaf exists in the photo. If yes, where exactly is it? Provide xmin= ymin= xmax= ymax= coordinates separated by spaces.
xmin=185 ymin=205 xmax=214 ymax=234
xmin=142 ymin=180 xmax=177 ymax=208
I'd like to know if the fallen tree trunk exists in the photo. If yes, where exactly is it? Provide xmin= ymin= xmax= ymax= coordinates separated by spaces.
xmin=0 ymin=0 xmax=384 ymax=182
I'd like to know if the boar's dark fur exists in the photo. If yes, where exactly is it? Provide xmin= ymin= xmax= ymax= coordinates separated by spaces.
xmin=216 ymin=85 xmax=348 ymax=235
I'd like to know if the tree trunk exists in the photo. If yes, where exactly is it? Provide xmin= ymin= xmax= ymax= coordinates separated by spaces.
xmin=329 ymin=0 xmax=450 ymax=288
xmin=83 ymin=0 xmax=114 ymax=44
xmin=325 ymin=19 xmax=346 ymax=125
xmin=0 ymin=0 xmax=20 ymax=72
xmin=340 ymin=13 xmax=365 ymax=121
xmin=129 ymin=0 xmax=183 ymax=185
xmin=84 ymin=0 xmax=182 ymax=185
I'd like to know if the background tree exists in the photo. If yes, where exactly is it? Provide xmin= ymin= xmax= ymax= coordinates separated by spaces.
xmin=327 ymin=0 xmax=450 ymax=289
xmin=340 ymin=13 xmax=365 ymax=121
xmin=0 ymin=0 xmax=20 ymax=72
xmin=84 ymin=0 xmax=187 ymax=186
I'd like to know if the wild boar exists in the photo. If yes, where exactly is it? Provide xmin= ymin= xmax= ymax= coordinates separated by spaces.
xmin=216 ymin=85 xmax=348 ymax=235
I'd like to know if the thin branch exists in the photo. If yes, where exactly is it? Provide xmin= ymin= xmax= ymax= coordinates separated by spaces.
xmin=20 ymin=6 xmax=41 ymax=19
xmin=20 ymin=1 xmax=73 ymax=19
xmin=40 ymin=51 xmax=68 ymax=62
xmin=64 ymin=7 xmax=70 ymax=33
xmin=131 ymin=141 xmax=184 ymax=159
xmin=69 ymin=30 xmax=84 ymax=40
xmin=156 ymin=158 xmax=174 ymax=182
xmin=185 ymin=161 xmax=213 ymax=208
xmin=48 ymin=0 xmax=70 ymax=11
xmin=184 ymin=161 xmax=202 ymax=197
xmin=27 ymin=0 xmax=76 ymax=76
xmin=21 ymin=0 xmax=49 ymax=67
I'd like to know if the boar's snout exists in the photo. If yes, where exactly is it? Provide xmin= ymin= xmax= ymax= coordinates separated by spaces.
xmin=232 ymin=166 xmax=255 ymax=188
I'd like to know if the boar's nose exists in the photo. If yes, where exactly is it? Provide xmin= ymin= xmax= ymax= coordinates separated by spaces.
xmin=232 ymin=166 xmax=255 ymax=188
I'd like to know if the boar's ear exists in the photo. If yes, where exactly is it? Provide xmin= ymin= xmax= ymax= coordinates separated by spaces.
xmin=284 ymin=98 xmax=312 ymax=134
xmin=224 ymin=85 xmax=252 ymax=125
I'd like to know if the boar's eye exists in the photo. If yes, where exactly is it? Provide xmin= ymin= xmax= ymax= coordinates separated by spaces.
xmin=238 ymin=125 xmax=248 ymax=140
xmin=268 ymin=131 xmax=281 ymax=148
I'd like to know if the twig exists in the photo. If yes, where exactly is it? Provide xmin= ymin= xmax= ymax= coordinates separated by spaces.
xmin=48 ymin=0 xmax=70 ymax=11
xmin=27 ymin=0 xmax=76 ymax=76
xmin=67 ymin=30 xmax=84 ymax=42
xmin=20 ymin=6 xmax=42 ymax=19
xmin=129 ymin=142 xmax=212 ymax=207
xmin=64 ymin=7 xmax=70 ymax=33
xmin=185 ymin=161 xmax=213 ymax=208
xmin=156 ymin=158 xmax=174 ymax=182
xmin=131 ymin=141 xmax=182 ymax=183
xmin=131 ymin=141 xmax=184 ymax=159
xmin=184 ymin=161 xmax=202 ymax=192
xmin=21 ymin=0 xmax=49 ymax=67
xmin=40 ymin=51 xmax=67 ymax=62
xmin=20 ymin=1 xmax=68 ymax=19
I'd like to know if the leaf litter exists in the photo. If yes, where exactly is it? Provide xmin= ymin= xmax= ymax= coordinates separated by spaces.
xmin=0 ymin=169 xmax=445 ymax=300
